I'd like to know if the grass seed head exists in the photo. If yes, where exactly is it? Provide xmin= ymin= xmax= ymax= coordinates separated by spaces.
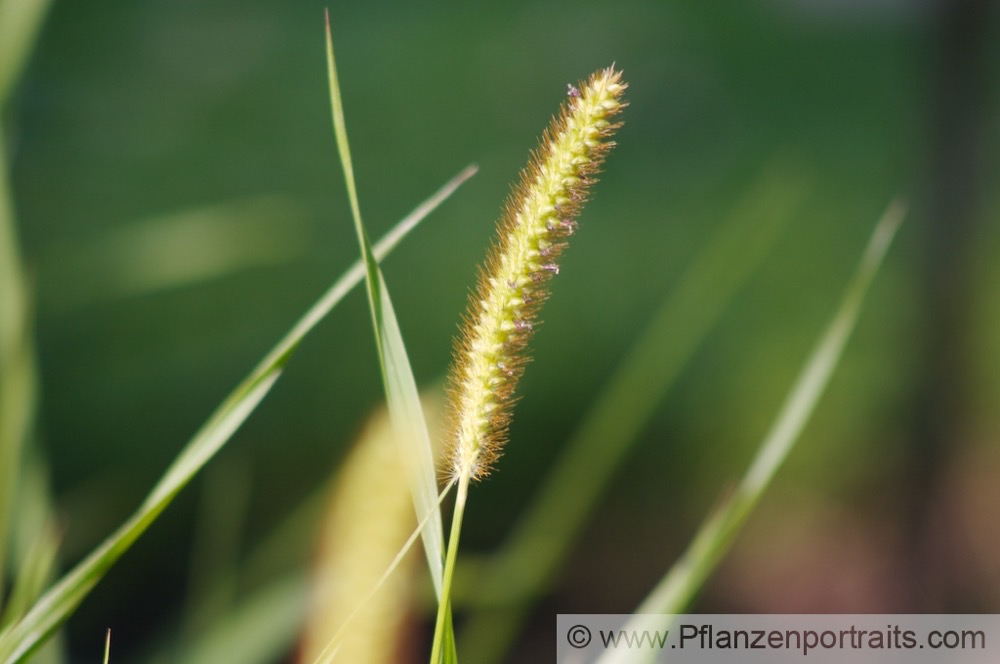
xmin=446 ymin=66 xmax=627 ymax=481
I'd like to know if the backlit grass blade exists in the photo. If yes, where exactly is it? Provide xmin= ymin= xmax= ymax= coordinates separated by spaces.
xmin=0 ymin=453 xmax=59 ymax=632
xmin=0 ymin=167 xmax=474 ymax=664
xmin=0 ymin=131 xmax=37 ymax=613
xmin=640 ymin=199 xmax=905 ymax=614
xmin=0 ymin=0 xmax=57 ymax=607
xmin=0 ymin=524 xmax=57 ymax=635
xmin=324 ymin=11 xmax=447 ymax=598
xmin=460 ymin=159 xmax=809 ymax=662
xmin=596 ymin=199 xmax=906 ymax=664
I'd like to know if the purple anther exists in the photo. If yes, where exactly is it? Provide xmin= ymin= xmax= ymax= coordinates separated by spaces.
xmin=514 ymin=318 xmax=532 ymax=332
xmin=567 ymin=84 xmax=580 ymax=98
xmin=539 ymin=244 xmax=553 ymax=257
xmin=541 ymin=263 xmax=560 ymax=275
xmin=497 ymin=361 xmax=514 ymax=377
xmin=564 ymin=219 xmax=579 ymax=232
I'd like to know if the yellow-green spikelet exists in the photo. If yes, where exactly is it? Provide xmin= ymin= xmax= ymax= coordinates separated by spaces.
xmin=447 ymin=66 xmax=626 ymax=481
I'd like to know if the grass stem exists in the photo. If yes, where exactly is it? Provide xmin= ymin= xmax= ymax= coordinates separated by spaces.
xmin=429 ymin=473 xmax=469 ymax=664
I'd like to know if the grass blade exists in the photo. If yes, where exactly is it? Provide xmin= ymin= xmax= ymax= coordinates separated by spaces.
xmin=460 ymin=159 xmax=809 ymax=662
xmin=641 ymin=198 xmax=905 ymax=614
xmin=0 ymin=167 xmax=474 ymax=663
xmin=0 ymin=133 xmax=40 ymax=617
xmin=0 ymin=0 xmax=56 ymax=615
xmin=438 ymin=608 xmax=458 ymax=664
xmin=0 ymin=370 xmax=279 ymax=664
xmin=596 ymin=199 xmax=906 ymax=664
xmin=324 ymin=11 xmax=447 ymax=598
xmin=0 ymin=522 xmax=58 ymax=635
xmin=0 ymin=453 xmax=60 ymax=632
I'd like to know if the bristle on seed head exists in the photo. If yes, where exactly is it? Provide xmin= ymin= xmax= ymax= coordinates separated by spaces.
xmin=446 ymin=66 xmax=627 ymax=481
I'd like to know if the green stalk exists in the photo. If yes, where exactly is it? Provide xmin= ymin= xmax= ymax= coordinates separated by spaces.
xmin=429 ymin=473 xmax=469 ymax=664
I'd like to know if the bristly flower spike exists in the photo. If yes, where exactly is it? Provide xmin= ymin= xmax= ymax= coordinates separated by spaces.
xmin=446 ymin=66 xmax=627 ymax=482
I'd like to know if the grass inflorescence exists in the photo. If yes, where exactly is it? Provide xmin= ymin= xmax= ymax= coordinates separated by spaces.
xmin=430 ymin=65 xmax=627 ymax=664
xmin=446 ymin=66 xmax=627 ymax=483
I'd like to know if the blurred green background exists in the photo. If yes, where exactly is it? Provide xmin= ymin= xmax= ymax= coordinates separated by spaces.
xmin=4 ymin=0 xmax=1000 ymax=662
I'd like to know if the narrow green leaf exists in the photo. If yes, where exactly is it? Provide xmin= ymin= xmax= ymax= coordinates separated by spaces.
xmin=101 ymin=630 xmax=110 ymax=664
xmin=0 ymin=167 xmax=474 ymax=664
xmin=0 ymin=370 xmax=278 ymax=664
xmin=438 ymin=607 xmax=458 ymax=664
xmin=4 ymin=453 xmax=65 ymax=664
xmin=0 ymin=132 xmax=39 ymax=618
xmin=324 ymin=11 xmax=447 ymax=598
xmin=596 ymin=199 xmax=906 ymax=664
xmin=0 ymin=452 xmax=59 ymax=631
xmin=0 ymin=0 xmax=55 ymax=611
xmin=0 ymin=521 xmax=58 ymax=632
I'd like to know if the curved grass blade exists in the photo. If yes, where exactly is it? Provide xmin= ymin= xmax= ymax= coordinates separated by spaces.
xmin=596 ymin=199 xmax=906 ymax=664
xmin=0 ymin=453 xmax=59 ymax=632
xmin=324 ymin=11 xmax=447 ymax=599
xmin=0 ymin=131 xmax=38 ymax=612
xmin=0 ymin=0 xmax=55 ymax=612
xmin=640 ymin=198 xmax=905 ymax=615
xmin=0 ymin=166 xmax=475 ymax=664
xmin=460 ymin=158 xmax=809 ymax=662
xmin=0 ymin=521 xmax=58 ymax=636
